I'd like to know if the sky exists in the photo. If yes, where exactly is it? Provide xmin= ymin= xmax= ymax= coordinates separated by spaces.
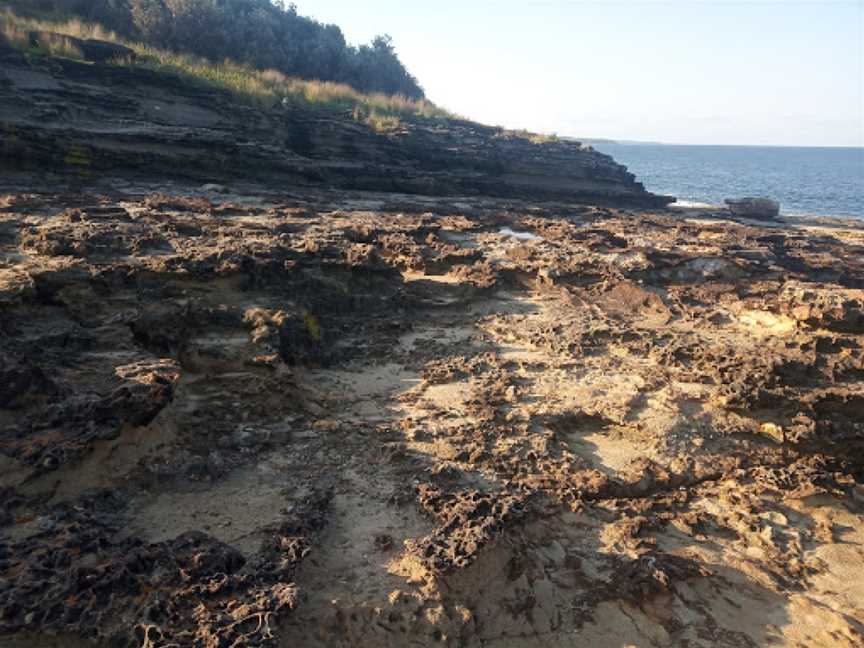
xmin=297 ymin=0 xmax=863 ymax=146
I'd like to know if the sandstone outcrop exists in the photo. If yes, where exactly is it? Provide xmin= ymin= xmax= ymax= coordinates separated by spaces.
xmin=725 ymin=196 xmax=781 ymax=219
xmin=0 ymin=49 xmax=671 ymax=207
xmin=26 ymin=31 xmax=137 ymax=63
xmin=0 ymin=185 xmax=862 ymax=648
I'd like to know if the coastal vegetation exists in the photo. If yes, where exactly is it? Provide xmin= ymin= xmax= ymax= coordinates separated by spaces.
xmin=0 ymin=1 xmax=567 ymax=141
xmin=496 ymin=128 xmax=560 ymax=145
xmin=6 ymin=0 xmax=424 ymax=98
xmin=0 ymin=7 xmax=452 ymax=120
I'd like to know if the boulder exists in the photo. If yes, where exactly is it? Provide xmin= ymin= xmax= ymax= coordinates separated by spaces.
xmin=28 ymin=31 xmax=136 ymax=63
xmin=724 ymin=197 xmax=780 ymax=220
xmin=80 ymin=38 xmax=136 ymax=63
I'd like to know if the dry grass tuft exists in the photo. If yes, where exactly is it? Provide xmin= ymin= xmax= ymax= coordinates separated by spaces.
xmin=362 ymin=111 xmax=404 ymax=134
xmin=495 ymin=128 xmax=559 ymax=145
xmin=0 ymin=18 xmax=30 ymax=50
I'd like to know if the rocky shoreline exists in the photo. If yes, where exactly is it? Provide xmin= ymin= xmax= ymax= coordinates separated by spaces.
xmin=1 ymin=181 xmax=863 ymax=647
xmin=1 ymin=28 xmax=863 ymax=648
xmin=0 ymin=47 xmax=672 ymax=208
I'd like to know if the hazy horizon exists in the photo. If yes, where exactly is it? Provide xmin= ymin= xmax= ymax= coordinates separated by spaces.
xmin=300 ymin=0 xmax=864 ymax=148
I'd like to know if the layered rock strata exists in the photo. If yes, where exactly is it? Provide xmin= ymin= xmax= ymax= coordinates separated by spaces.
xmin=0 ymin=48 xmax=671 ymax=206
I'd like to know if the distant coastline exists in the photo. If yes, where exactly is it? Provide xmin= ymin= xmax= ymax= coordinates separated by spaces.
xmin=572 ymin=137 xmax=864 ymax=149
xmin=566 ymin=137 xmax=665 ymax=146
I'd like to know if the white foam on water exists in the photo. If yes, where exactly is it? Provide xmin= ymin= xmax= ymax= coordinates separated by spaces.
xmin=671 ymin=199 xmax=720 ymax=209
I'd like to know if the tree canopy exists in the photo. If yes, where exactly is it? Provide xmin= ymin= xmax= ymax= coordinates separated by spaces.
xmin=33 ymin=0 xmax=425 ymax=98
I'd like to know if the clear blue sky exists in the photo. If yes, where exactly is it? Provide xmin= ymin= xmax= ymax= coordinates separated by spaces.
xmin=297 ymin=0 xmax=863 ymax=146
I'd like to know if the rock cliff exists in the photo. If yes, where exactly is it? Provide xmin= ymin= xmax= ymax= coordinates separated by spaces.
xmin=0 ymin=49 xmax=671 ymax=206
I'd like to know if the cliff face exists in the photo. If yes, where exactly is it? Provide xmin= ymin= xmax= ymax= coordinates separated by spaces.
xmin=0 ymin=49 xmax=671 ymax=206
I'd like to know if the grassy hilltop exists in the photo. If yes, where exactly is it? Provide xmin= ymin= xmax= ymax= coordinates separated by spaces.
xmin=5 ymin=0 xmax=425 ymax=97
xmin=0 ymin=0 xmax=453 ymax=129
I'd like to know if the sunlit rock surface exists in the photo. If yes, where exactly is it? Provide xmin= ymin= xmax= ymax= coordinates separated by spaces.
xmin=1 ymin=184 xmax=862 ymax=647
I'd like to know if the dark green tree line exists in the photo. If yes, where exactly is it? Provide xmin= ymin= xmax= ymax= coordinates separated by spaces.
xmin=24 ymin=0 xmax=425 ymax=98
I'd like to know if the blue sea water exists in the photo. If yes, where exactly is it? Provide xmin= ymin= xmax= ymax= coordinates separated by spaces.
xmin=593 ymin=143 xmax=864 ymax=219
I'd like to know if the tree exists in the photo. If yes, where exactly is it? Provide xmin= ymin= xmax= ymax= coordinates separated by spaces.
xmin=129 ymin=0 xmax=170 ymax=44
xmin=347 ymin=35 xmax=424 ymax=98
xmin=28 ymin=0 xmax=427 ymax=99
xmin=163 ymin=0 xmax=229 ymax=60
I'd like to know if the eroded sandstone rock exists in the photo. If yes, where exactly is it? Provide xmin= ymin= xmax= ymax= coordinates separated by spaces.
xmin=0 ymin=188 xmax=862 ymax=648
xmin=0 ymin=53 xmax=671 ymax=207
xmin=725 ymin=196 xmax=781 ymax=219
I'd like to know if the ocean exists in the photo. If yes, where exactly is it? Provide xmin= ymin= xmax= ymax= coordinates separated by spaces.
xmin=593 ymin=143 xmax=864 ymax=219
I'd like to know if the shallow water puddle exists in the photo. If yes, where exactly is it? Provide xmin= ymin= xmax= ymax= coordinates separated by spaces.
xmin=498 ymin=227 xmax=542 ymax=241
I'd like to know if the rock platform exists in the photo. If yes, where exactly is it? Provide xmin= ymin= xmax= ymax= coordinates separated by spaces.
xmin=1 ymin=184 xmax=862 ymax=647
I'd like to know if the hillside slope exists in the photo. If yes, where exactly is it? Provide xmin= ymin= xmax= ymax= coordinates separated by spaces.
xmin=5 ymin=0 xmax=425 ymax=98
